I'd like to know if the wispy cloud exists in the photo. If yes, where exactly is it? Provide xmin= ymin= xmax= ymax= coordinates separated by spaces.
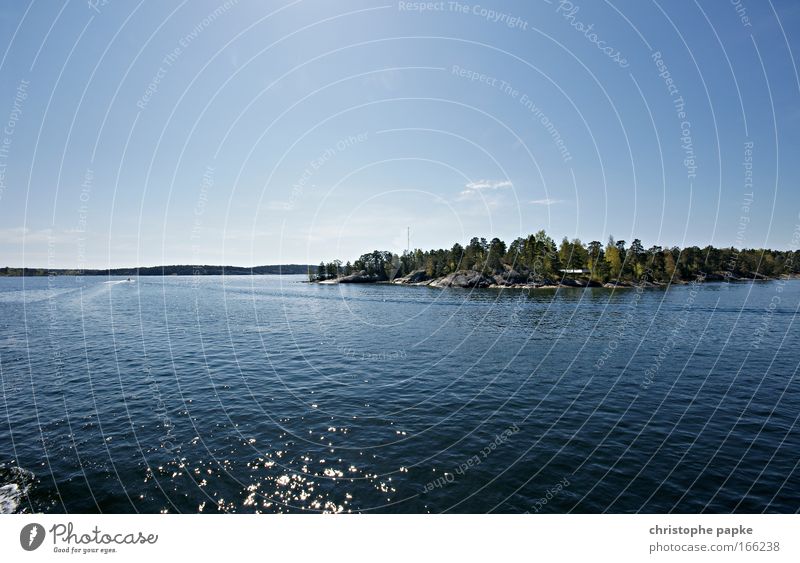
xmin=529 ymin=198 xmax=564 ymax=206
xmin=464 ymin=179 xmax=513 ymax=191
xmin=458 ymin=179 xmax=514 ymax=200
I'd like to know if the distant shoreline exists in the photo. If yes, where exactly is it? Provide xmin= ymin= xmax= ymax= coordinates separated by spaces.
xmin=0 ymin=265 xmax=314 ymax=277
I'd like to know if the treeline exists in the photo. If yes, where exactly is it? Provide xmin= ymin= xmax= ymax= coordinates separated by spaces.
xmin=0 ymin=264 xmax=314 ymax=276
xmin=313 ymin=231 xmax=800 ymax=283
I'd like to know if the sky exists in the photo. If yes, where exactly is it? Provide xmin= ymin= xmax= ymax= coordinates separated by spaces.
xmin=0 ymin=0 xmax=799 ymax=268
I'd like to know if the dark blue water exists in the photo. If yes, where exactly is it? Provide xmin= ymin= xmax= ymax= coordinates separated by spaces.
xmin=0 ymin=275 xmax=798 ymax=513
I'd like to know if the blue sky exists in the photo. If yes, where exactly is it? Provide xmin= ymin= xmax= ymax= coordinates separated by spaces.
xmin=1 ymin=0 xmax=799 ymax=268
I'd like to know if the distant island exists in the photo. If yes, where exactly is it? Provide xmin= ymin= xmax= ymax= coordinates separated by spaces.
xmin=312 ymin=231 xmax=800 ymax=289
xmin=0 ymin=264 xmax=315 ymax=277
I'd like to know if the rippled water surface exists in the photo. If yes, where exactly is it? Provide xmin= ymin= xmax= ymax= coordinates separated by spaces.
xmin=1 ymin=275 xmax=798 ymax=513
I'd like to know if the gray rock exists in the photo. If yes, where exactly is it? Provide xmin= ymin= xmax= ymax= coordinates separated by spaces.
xmin=492 ymin=269 xmax=528 ymax=286
xmin=432 ymin=270 xmax=493 ymax=288
xmin=338 ymin=270 xmax=378 ymax=283
xmin=394 ymin=269 xmax=429 ymax=284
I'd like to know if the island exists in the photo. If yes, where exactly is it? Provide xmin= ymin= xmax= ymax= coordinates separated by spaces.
xmin=311 ymin=231 xmax=800 ymax=288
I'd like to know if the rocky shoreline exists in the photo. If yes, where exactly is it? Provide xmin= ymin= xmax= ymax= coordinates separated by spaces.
xmin=312 ymin=268 xmax=788 ymax=289
xmin=391 ymin=269 xmax=666 ymax=289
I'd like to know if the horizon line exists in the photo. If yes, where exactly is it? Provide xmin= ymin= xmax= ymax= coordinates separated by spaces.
xmin=0 ymin=263 xmax=316 ymax=271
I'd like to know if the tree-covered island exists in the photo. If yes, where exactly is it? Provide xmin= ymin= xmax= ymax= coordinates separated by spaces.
xmin=312 ymin=231 xmax=800 ymax=288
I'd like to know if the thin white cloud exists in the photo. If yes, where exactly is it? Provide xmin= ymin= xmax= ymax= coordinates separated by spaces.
xmin=464 ymin=179 xmax=513 ymax=191
xmin=529 ymin=198 xmax=564 ymax=206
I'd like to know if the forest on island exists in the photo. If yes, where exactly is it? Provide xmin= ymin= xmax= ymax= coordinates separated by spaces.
xmin=313 ymin=230 xmax=800 ymax=284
